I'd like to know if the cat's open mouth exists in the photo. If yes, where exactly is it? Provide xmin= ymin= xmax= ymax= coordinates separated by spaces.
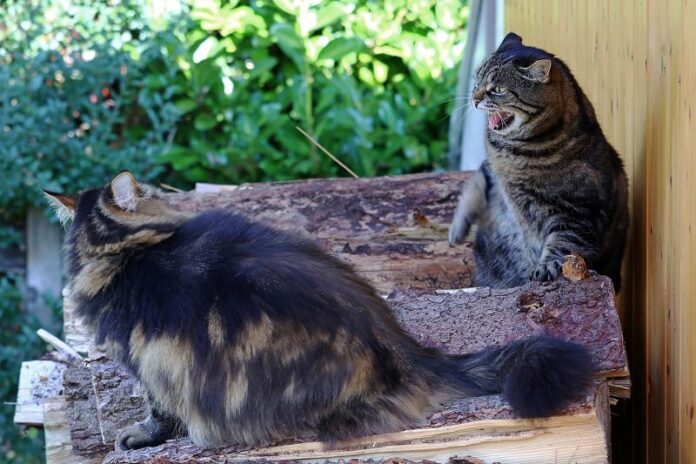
xmin=487 ymin=111 xmax=514 ymax=131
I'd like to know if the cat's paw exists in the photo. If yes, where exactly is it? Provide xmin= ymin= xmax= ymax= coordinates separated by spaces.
xmin=116 ymin=422 xmax=161 ymax=451
xmin=530 ymin=258 xmax=563 ymax=282
xmin=448 ymin=218 xmax=471 ymax=246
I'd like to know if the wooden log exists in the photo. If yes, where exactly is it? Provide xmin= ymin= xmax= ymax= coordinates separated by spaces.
xmin=75 ymin=277 xmax=623 ymax=462
xmin=101 ymin=384 xmax=610 ymax=464
xmin=88 ymin=355 xmax=148 ymax=447
xmin=390 ymin=276 xmax=628 ymax=379
xmin=14 ymin=360 xmax=67 ymax=426
xmin=44 ymin=396 xmax=101 ymax=464
xmin=64 ymin=366 xmax=110 ymax=460
xmin=176 ymin=172 xmax=475 ymax=293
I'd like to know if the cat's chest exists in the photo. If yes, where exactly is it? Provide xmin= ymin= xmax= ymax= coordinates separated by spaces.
xmin=485 ymin=181 xmax=547 ymax=253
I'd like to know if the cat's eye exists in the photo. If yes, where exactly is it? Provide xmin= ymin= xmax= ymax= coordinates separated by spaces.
xmin=491 ymin=86 xmax=507 ymax=95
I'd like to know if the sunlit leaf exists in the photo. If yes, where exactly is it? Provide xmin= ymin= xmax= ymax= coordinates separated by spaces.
xmin=192 ymin=37 xmax=220 ymax=63
xmin=373 ymin=59 xmax=388 ymax=84
xmin=317 ymin=37 xmax=364 ymax=61
xmin=309 ymin=2 xmax=351 ymax=32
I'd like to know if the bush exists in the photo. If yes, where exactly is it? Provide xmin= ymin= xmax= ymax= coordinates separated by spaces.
xmin=148 ymin=0 xmax=468 ymax=184
xmin=0 ymin=0 xmax=167 ymax=224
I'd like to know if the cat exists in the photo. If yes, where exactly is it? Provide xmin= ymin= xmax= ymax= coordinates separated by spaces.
xmin=449 ymin=33 xmax=629 ymax=292
xmin=45 ymin=171 xmax=593 ymax=450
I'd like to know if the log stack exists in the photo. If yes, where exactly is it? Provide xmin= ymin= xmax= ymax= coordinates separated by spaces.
xmin=14 ymin=172 xmax=629 ymax=464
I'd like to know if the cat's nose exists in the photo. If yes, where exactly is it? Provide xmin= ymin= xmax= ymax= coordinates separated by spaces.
xmin=472 ymin=89 xmax=485 ymax=108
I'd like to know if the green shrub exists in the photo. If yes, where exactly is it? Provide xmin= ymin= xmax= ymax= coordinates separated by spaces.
xmin=0 ymin=0 xmax=169 ymax=223
xmin=148 ymin=0 xmax=468 ymax=184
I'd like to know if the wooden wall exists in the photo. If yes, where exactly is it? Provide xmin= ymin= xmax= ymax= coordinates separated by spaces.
xmin=505 ymin=1 xmax=696 ymax=462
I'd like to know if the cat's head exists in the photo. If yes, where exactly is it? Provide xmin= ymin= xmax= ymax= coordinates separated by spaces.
xmin=472 ymin=33 xmax=564 ymax=137
xmin=44 ymin=172 xmax=190 ymax=287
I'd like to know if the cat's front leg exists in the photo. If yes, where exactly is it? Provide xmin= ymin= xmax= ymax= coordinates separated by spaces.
xmin=449 ymin=168 xmax=489 ymax=245
xmin=116 ymin=405 xmax=179 ymax=450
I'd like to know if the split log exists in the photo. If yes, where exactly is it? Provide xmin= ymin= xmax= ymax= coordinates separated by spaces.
xmin=88 ymin=355 xmax=147 ymax=447
xmin=176 ymin=172 xmax=475 ymax=293
xmin=64 ymin=366 xmax=111 ymax=459
xmin=71 ymin=277 xmax=622 ymax=464
xmin=391 ymin=276 xmax=627 ymax=378
xmin=102 ymin=383 xmax=610 ymax=464
xmin=44 ymin=396 xmax=100 ymax=464
xmin=14 ymin=360 xmax=67 ymax=426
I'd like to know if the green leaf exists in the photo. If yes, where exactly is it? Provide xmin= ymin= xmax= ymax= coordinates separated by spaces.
xmin=436 ymin=0 xmax=460 ymax=31
xmin=174 ymin=98 xmax=197 ymax=114
xmin=358 ymin=67 xmax=375 ymax=86
xmin=317 ymin=37 xmax=365 ymax=61
xmin=192 ymin=37 xmax=221 ymax=64
xmin=156 ymin=146 xmax=198 ymax=171
xmin=194 ymin=114 xmax=218 ymax=131
xmin=309 ymin=2 xmax=349 ymax=32
xmin=270 ymin=23 xmax=305 ymax=69
xmin=219 ymin=6 xmax=267 ymax=36
xmin=183 ymin=166 xmax=209 ymax=182
xmin=143 ymin=75 xmax=167 ymax=89
xmin=373 ymin=59 xmax=388 ymax=84
xmin=272 ymin=0 xmax=297 ymax=15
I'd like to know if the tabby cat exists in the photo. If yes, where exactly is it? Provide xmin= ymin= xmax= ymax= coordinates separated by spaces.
xmin=46 ymin=171 xmax=593 ymax=450
xmin=449 ymin=33 xmax=629 ymax=291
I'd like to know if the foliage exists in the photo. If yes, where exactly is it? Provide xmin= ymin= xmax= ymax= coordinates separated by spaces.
xmin=0 ymin=275 xmax=46 ymax=464
xmin=0 ymin=0 xmax=166 ymax=224
xmin=148 ymin=0 xmax=468 ymax=184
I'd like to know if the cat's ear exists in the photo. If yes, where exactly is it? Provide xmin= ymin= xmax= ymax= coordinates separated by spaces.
xmin=44 ymin=190 xmax=77 ymax=225
xmin=497 ymin=32 xmax=523 ymax=52
xmin=520 ymin=59 xmax=552 ymax=83
xmin=110 ymin=171 xmax=139 ymax=211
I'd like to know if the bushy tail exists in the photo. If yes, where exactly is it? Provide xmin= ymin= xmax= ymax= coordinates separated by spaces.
xmin=448 ymin=336 xmax=594 ymax=418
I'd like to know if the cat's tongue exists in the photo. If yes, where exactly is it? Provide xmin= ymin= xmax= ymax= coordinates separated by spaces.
xmin=487 ymin=111 xmax=513 ymax=130
xmin=488 ymin=113 xmax=502 ymax=130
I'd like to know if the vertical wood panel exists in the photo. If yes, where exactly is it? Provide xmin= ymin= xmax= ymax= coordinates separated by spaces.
xmin=505 ymin=1 xmax=696 ymax=462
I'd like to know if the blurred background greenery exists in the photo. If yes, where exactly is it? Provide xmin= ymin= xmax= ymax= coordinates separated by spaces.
xmin=0 ymin=0 xmax=468 ymax=461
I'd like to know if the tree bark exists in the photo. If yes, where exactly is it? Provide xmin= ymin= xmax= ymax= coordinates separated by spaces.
xmin=64 ymin=366 xmax=110 ymax=459
xmin=169 ymin=172 xmax=474 ymax=293
xmin=72 ymin=277 xmax=624 ymax=464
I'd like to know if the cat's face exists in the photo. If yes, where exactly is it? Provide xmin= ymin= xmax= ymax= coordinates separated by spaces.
xmin=44 ymin=172 xmax=189 ymax=286
xmin=472 ymin=33 xmax=558 ymax=137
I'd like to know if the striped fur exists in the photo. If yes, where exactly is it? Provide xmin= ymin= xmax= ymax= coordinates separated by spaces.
xmin=46 ymin=172 xmax=594 ymax=450
xmin=449 ymin=33 xmax=629 ymax=291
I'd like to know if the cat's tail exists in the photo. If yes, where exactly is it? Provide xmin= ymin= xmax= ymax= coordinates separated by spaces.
xmin=443 ymin=336 xmax=594 ymax=418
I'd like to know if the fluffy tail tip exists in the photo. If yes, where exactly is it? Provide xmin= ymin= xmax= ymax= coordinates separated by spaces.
xmin=503 ymin=335 xmax=595 ymax=418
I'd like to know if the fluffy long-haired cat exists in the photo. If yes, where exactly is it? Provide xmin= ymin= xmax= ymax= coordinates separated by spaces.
xmin=46 ymin=171 xmax=593 ymax=450
xmin=449 ymin=33 xmax=629 ymax=291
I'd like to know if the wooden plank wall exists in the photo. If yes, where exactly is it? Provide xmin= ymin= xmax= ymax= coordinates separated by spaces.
xmin=505 ymin=1 xmax=696 ymax=463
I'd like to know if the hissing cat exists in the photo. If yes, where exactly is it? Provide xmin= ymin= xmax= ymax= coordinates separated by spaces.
xmin=46 ymin=171 xmax=593 ymax=450
xmin=449 ymin=33 xmax=629 ymax=291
